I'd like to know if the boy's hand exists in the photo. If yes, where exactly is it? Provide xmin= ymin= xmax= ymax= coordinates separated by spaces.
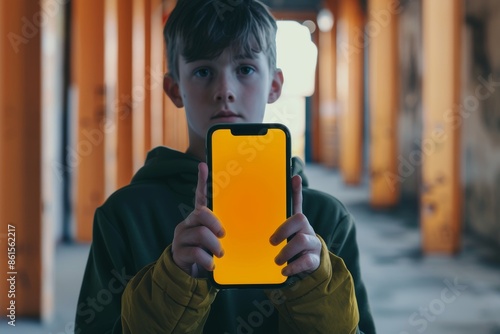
xmin=270 ymin=175 xmax=322 ymax=277
xmin=171 ymin=163 xmax=225 ymax=278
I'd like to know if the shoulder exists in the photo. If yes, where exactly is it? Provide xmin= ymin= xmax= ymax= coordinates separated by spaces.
xmin=96 ymin=181 xmax=191 ymax=228
xmin=302 ymin=187 xmax=350 ymax=222
xmin=91 ymin=181 xmax=191 ymax=267
xmin=101 ymin=182 xmax=168 ymax=210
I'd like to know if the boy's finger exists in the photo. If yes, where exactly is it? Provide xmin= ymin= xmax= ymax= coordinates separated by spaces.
xmin=182 ymin=247 xmax=216 ymax=272
xmin=195 ymin=162 xmax=208 ymax=209
xmin=292 ymin=175 xmax=303 ymax=215
xmin=270 ymin=212 xmax=307 ymax=245
xmin=281 ymin=252 xmax=320 ymax=276
xmin=185 ymin=208 xmax=225 ymax=237
xmin=180 ymin=225 xmax=224 ymax=258
xmin=188 ymin=206 xmax=225 ymax=237
xmin=274 ymin=233 xmax=320 ymax=265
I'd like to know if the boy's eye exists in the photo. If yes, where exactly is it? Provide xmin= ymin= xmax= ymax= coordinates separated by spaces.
xmin=238 ymin=66 xmax=255 ymax=76
xmin=194 ymin=68 xmax=211 ymax=78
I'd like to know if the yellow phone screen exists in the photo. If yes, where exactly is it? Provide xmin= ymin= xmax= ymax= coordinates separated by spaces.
xmin=208 ymin=124 xmax=290 ymax=287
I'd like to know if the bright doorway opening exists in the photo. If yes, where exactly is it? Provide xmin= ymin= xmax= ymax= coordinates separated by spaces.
xmin=265 ymin=20 xmax=318 ymax=160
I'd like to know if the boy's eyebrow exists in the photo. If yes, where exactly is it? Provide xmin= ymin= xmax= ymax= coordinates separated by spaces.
xmin=233 ymin=53 xmax=258 ymax=60
xmin=184 ymin=53 xmax=258 ymax=64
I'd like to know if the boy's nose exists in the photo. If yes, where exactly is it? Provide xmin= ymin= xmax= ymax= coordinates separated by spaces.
xmin=215 ymin=90 xmax=235 ymax=102
xmin=214 ymin=75 xmax=235 ymax=102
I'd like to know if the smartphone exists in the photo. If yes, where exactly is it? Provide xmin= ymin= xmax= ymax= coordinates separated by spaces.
xmin=206 ymin=123 xmax=291 ymax=288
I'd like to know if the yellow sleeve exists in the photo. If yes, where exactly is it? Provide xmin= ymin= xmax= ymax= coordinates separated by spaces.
xmin=121 ymin=245 xmax=218 ymax=333
xmin=266 ymin=235 xmax=360 ymax=334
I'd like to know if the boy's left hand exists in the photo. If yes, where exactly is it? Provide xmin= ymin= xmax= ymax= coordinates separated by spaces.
xmin=270 ymin=175 xmax=322 ymax=277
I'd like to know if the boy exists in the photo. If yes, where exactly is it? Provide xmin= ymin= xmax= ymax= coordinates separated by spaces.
xmin=75 ymin=0 xmax=376 ymax=333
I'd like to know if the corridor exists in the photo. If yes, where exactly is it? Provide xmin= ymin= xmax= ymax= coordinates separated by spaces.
xmin=2 ymin=0 xmax=500 ymax=333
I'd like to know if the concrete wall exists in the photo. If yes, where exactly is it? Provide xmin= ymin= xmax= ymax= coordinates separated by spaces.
xmin=398 ymin=0 xmax=422 ymax=201
xmin=462 ymin=0 xmax=500 ymax=246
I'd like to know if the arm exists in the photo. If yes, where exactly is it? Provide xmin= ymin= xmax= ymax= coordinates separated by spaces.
xmin=75 ymin=207 xmax=217 ymax=333
xmin=267 ymin=175 xmax=375 ymax=333
xmin=266 ymin=235 xmax=359 ymax=334
xmin=122 ymin=162 xmax=223 ymax=333
xmin=121 ymin=246 xmax=217 ymax=333
xmin=75 ymin=163 xmax=223 ymax=333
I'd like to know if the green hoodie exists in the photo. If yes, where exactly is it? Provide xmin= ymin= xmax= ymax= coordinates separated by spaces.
xmin=75 ymin=147 xmax=376 ymax=334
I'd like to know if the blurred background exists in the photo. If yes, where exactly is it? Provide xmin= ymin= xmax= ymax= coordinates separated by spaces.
xmin=1 ymin=0 xmax=500 ymax=333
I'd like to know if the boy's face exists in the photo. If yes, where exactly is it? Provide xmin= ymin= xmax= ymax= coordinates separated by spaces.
xmin=164 ymin=47 xmax=283 ymax=156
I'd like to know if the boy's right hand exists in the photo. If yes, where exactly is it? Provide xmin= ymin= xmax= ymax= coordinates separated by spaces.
xmin=171 ymin=162 xmax=225 ymax=278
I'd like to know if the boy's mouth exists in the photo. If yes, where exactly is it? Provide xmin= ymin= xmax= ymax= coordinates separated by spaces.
xmin=211 ymin=111 xmax=242 ymax=120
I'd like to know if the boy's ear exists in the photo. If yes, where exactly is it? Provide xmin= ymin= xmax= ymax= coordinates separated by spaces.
xmin=267 ymin=69 xmax=284 ymax=104
xmin=163 ymin=74 xmax=184 ymax=108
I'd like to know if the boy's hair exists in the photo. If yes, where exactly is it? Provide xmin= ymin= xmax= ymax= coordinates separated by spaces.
xmin=164 ymin=0 xmax=277 ymax=82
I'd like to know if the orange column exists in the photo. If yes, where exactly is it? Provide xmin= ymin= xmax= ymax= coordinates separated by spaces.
xmin=73 ymin=0 xmax=106 ymax=242
xmin=336 ymin=0 xmax=365 ymax=184
xmin=368 ymin=0 xmax=400 ymax=207
xmin=318 ymin=3 xmax=338 ymax=168
xmin=150 ymin=0 xmax=165 ymax=149
xmin=0 ymin=0 xmax=47 ymax=319
xmin=144 ymin=0 xmax=153 ymax=154
xmin=117 ymin=0 xmax=134 ymax=188
xmin=132 ymin=0 xmax=147 ymax=171
xmin=104 ymin=0 xmax=118 ymax=196
xmin=421 ymin=0 xmax=463 ymax=253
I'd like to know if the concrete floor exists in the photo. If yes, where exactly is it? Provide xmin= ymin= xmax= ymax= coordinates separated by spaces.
xmin=2 ymin=163 xmax=500 ymax=334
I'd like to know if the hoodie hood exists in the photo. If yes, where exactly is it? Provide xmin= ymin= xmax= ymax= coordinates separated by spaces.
xmin=130 ymin=147 xmax=200 ymax=197
xmin=131 ymin=146 xmax=309 ymax=190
